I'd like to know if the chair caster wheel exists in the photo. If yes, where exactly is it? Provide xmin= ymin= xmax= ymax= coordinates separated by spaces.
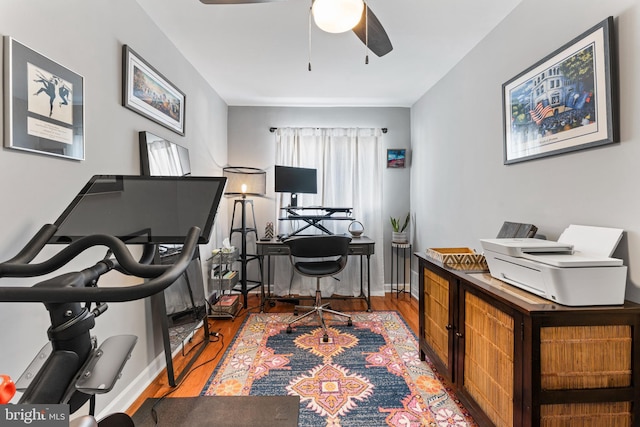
xmin=293 ymin=311 xmax=298 ymax=316
xmin=286 ymin=326 xmax=292 ymax=334
xmin=323 ymin=334 xmax=329 ymax=342
xmin=347 ymin=319 xmax=352 ymax=326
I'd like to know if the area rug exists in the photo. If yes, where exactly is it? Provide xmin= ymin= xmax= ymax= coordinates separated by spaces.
xmin=201 ymin=311 xmax=476 ymax=426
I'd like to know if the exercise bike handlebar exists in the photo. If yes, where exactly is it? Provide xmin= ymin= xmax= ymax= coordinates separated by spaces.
xmin=0 ymin=224 xmax=201 ymax=303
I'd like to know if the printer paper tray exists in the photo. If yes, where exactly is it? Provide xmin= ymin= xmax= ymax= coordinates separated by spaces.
xmin=484 ymin=251 xmax=627 ymax=306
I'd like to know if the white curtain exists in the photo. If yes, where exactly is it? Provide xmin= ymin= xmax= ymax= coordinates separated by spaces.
xmin=273 ymin=127 xmax=384 ymax=297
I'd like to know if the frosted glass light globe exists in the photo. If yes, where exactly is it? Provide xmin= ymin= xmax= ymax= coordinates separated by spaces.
xmin=312 ymin=0 xmax=364 ymax=34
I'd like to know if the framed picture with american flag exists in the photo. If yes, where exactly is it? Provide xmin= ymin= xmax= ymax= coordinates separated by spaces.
xmin=502 ymin=16 xmax=618 ymax=165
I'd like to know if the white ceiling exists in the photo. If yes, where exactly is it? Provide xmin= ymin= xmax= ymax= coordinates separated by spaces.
xmin=136 ymin=0 xmax=522 ymax=107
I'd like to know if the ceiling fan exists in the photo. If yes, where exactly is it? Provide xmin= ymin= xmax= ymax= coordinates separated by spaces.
xmin=198 ymin=0 xmax=393 ymax=57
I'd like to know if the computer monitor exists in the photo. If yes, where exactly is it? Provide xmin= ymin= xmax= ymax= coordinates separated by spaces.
xmin=274 ymin=165 xmax=317 ymax=207
xmin=50 ymin=175 xmax=226 ymax=244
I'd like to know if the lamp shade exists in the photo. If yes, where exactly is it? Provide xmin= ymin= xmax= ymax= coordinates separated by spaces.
xmin=312 ymin=0 xmax=364 ymax=34
xmin=223 ymin=167 xmax=266 ymax=195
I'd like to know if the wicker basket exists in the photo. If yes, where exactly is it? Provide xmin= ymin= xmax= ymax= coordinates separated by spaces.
xmin=426 ymin=247 xmax=487 ymax=269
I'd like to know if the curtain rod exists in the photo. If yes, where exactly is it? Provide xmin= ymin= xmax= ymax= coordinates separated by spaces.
xmin=269 ymin=127 xmax=387 ymax=133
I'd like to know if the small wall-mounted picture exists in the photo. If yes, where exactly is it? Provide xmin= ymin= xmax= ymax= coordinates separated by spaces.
xmin=387 ymin=149 xmax=406 ymax=168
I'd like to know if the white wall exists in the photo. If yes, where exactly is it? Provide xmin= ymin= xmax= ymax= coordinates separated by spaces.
xmin=411 ymin=0 xmax=640 ymax=301
xmin=227 ymin=106 xmax=411 ymax=286
xmin=0 ymin=0 xmax=228 ymax=416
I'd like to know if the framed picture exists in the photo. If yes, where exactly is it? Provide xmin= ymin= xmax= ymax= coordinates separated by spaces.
xmin=387 ymin=148 xmax=406 ymax=168
xmin=122 ymin=45 xmax=186 ymax=136
xmin=3 ymin=37 xmax=84 ymax=160
xmin=502 ymin=16 xmax=618 ymax=165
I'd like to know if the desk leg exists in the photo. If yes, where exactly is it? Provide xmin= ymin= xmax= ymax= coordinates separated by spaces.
xmin=260 ymin=255 xmax=271 ymax=313
xmin=359 ymin=254 xmax=364 ymax=298
xmin=366 ymin=254 xmax=371 ymax=312
xmin=259 ymin=254 xmax=265 ymax=313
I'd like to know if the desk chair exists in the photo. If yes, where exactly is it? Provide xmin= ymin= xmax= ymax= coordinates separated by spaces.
xmin=283 ymin=235 xmax=352 ymax=342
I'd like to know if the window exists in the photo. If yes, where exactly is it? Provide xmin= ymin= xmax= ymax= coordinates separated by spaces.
xmin=274 ymin=127 xmax=385 ymax=297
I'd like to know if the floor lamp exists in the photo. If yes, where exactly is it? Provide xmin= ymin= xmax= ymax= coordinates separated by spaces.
xmin=223 ymin=167 xmax=266 ymax=308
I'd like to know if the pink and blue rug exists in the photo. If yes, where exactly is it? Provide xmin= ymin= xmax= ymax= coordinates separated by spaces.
xmin=202 ymin=311 xmax=476 ymax=426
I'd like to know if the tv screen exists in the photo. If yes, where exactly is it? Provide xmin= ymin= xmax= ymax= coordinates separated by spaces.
xmin=274 ymin=165 xmax=317 ymax=194
xmin=50 ymin=175 xmax=226 ymax=244
xmin=139 ymin=131 xmax=191 ymax=176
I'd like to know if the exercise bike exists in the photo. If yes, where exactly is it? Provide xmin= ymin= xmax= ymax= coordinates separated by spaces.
xmin=0 ymin=175 xmax=226 ymax=426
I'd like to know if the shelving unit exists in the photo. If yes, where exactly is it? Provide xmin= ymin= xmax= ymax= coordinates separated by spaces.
xmin=208 ymin=247 xmax=241 ymax=319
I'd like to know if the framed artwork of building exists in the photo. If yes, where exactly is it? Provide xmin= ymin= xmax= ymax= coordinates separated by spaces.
xmin=502 ymin=17 xmax=618 ymax=165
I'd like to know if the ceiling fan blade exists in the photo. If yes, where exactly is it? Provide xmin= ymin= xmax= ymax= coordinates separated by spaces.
xmin=200 ymin=0 xmax=285 ymax=4
xmin=352 ymin=6 xmax=393 ymax=57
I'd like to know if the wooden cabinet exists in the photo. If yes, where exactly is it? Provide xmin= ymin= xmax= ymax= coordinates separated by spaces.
xmin=416 ymin=252 xmax=640 ymax=427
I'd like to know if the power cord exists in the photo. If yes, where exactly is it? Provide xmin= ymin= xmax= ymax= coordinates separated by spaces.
xmin=150 ymin=319 xmax=225 ymax=426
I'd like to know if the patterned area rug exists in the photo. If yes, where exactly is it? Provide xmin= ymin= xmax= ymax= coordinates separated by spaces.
xmin=201 ymin=311 xmax=476 ymax=426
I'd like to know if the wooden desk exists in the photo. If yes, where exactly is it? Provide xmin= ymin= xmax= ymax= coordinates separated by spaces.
xmin=257 ymin=236 xmax=375 ymax=311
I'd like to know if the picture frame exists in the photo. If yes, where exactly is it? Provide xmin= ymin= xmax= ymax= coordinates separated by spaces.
xmin=3 ymin=37 xmax=85 ymax=160
xmin=122 ymin=45 xmax=186 ymax=136
xmin=502 ymin=16 xmax=618 ymax=165
xmin=387 ymin=148 xmax=406 ymax=168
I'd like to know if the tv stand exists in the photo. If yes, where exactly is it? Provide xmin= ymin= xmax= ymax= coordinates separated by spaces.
xmin=279 ymin=206 xmax=353 ymax=236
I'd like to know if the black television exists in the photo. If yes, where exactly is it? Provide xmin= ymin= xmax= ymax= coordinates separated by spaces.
xmin=50 ymin=175 xmax=226 ymax=245
xmin=274 ymin=165 xmax=317 ymax=207
xmin=139 ymin=131 xmax=191 ymax=176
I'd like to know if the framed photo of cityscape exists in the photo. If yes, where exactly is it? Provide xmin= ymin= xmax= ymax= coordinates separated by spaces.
xmin=502 ymin=17 xmax=618 ymax=165
xmin=122 ymin=45 xmax=186 ymax=136
xmin=4 ymin=37 xmax=85 ymax=160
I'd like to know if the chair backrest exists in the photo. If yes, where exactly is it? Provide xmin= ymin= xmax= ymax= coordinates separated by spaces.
xmin=282 ymin=235 xmax=352 ymax=259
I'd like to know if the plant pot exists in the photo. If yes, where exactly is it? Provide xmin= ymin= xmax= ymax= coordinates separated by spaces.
xmin=392 ymin=231 xmax=408 ymax=243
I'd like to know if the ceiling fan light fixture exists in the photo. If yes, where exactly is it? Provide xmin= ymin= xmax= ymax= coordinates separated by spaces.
xmin=312 ymin=0 xmax=364 ymax=34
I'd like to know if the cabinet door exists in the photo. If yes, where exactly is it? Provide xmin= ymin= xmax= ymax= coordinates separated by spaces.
xmin=458 ymin=286 xmax=519 ymax=427
xmin=422 ymin=267 xmax=455 ymax=379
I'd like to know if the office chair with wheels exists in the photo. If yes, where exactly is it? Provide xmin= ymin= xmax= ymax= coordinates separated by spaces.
xmin=283 ymin=235 xmax=352 ymax=342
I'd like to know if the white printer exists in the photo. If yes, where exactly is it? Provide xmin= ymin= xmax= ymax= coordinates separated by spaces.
xmin=480 ymin=225 xmax=627 ymax=306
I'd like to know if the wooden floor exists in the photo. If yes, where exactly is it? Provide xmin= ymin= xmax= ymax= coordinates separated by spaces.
xmin=126 ymin=292 xmax=418 ymax=416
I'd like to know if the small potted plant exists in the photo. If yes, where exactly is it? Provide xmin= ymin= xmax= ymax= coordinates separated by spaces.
xmin=390 ymin=213 xmax=410 ymax=243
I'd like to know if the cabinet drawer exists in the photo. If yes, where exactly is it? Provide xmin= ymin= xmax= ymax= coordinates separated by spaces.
xmin=423 ymin=269 xmax=450 ymax=371
xmin=348 ymin=246 xmax=368 ymax=255
xmin=464 ymin=292 xmax=514 ymax=427
xmin=261 ymin=245 xmax=289 ymax=256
